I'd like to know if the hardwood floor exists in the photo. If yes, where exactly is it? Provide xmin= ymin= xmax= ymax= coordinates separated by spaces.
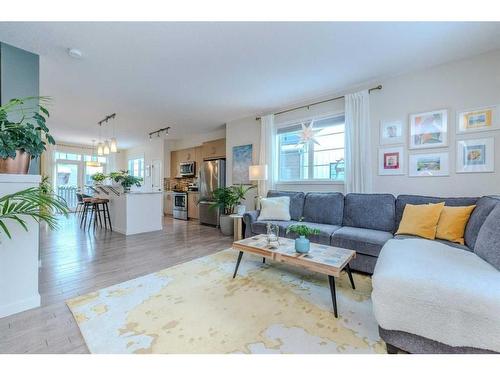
xmin=0 ymin=214 xmax=233 ymax=353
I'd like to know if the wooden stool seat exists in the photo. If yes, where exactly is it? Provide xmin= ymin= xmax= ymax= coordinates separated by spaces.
xmin=80 ymin=197 xmax=112 ymax=231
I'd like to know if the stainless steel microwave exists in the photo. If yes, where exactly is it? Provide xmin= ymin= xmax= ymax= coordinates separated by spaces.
xmin=179 ymin=161 xmax=195 ymax=177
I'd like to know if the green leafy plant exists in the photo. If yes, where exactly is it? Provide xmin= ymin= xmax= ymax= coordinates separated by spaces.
xmin=286 ymin=224 xmax=320 ymax=238
xmin=109 ymin=170 xmax=142 ymax=190
xmin=0 ymin=97 xmax=55 ymax=160
xmin=231 ymin=184 xmax=256 ymax=205
xmin=209 ymin=185 xmax=256 ymax=215
xmin=91 ymin=172 xmax=107 ymax=183
xmin=209 ymin=187 xmax=239 ymax=215
xmin=0 ymin=186 xmax=70 ymax=239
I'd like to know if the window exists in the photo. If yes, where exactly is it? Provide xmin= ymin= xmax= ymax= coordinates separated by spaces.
xmin=128 ymin=158 xmax=144 ymax=178
xmin=277 ymin=115 xmax=345 ymax=182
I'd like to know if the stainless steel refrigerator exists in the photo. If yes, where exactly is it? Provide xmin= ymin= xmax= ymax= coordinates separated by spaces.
xmin=198 ymin=159 xmax=226 ymax=226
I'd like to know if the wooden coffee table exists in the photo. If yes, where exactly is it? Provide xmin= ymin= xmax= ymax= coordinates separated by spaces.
xmin=232 ymin=234 xmax=356 ymax=318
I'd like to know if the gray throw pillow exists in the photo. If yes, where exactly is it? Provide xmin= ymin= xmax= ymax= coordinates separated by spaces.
xmin=474 ymin=204 xmax=500 ymax=270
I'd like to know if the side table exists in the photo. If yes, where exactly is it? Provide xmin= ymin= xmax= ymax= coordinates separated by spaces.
xmin=229 ymin=214 xmax=244 ymax=241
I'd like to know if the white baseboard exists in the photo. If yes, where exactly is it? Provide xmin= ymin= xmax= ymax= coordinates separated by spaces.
xmin=0 ymin=294 xmax=41 ymax=318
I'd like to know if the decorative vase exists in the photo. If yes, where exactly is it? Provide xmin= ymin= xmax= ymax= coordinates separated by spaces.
xmin=123 ymin=186 xmax=131 ymax=193
xmin=295 ymin=235 xmax=310 ymax=253
xmin=236 ymin=204 xmax=246 ymax=215
xmin=219 ymin=215 xmax=234 ymax=236
xmin=0 ymin=150 xmax=31 ymax=174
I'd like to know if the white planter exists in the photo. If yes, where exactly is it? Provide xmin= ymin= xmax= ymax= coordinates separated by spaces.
xmin=219 ymin=215 xmax=234 ymax=236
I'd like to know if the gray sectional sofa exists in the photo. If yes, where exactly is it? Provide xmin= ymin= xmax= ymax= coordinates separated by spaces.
xmin=243 ymin=190 xmax=500 ymax=354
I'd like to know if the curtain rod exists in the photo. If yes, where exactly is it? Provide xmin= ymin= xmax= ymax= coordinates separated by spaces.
xmin=255 ymin=84 xmax=382 ymax=121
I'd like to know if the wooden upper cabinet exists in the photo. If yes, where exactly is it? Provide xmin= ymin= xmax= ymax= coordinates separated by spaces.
xmin=177 ymin=147 xmax=195 ymax=162
xmin=202 ymin=138 xmax=226 ymax=160
xmin=194 ymin=146 xmax=203 ymax=176
xmin=170 ymin=150 xmax=179 ymax=178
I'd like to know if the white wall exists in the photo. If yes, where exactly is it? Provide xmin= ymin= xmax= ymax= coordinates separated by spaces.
xmin=224 ymin=49 xmax=500 ymax=197
xmin=370 ymin=49 xmax=500 ymax=197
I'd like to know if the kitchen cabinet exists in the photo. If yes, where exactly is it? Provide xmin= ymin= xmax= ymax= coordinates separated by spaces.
xmin=177 ymin=147 xmax=195 ymax=162
xmin=187 ymin=192 xmax=199 ymax=220
xmin=164 ymin=192 xmax=173 ymax=215
xmin=202 ymin=138 xmax=226 ymax=160
xmin=194 ymin=146 xmax=203 ymax=176
xmin=170 ymin=151 xmax=179 ymax=178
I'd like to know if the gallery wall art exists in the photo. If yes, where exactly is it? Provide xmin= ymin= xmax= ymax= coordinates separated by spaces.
xmin=380 ymin=120 xmax=404 ymax=145
xmin=456 ymin=138 xmax=494 ymax=173
xmin=232 ymin=144 xmax=253 ymax=184
xmin=409 ymin=109 xmax=448 ymax=149
xmin=378 ymin=146 xmax=404 ymax=175
xmin=409 ymin=152 xmax=449 ymax=177
xmin=456 ymin=105 xmax=499 ymax=134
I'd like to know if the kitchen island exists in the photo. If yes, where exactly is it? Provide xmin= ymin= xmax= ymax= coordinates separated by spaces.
xmin=96 ymin=189 xmax=163 ymax=235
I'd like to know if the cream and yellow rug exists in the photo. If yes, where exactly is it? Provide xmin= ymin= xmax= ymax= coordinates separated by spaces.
xmin=67 ymin=249 xmax=385 ymax=353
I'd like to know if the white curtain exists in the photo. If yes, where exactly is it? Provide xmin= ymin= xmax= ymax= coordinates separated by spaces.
xmin=259 ymin=114 xmax=276 ymax=197
xmin=344 ymin=90 xmax=372 ymax=193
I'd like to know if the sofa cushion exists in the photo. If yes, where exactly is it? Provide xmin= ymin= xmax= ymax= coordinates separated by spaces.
xmin=343 ymin=193 xmax=396 ymax=232
xmin=372 ymin=238 xmax=500 ymax=353
xmin=302 ymin=192 xmax=344 ymax=225
xmin=267 ymin=190 xmax=305 ymax=221
xmin=395 ymin=195 xmax=478 ymax=228
xmin=331 ymin=226 xmax=393 ymax=257
xmin=258 ymin=196 xmax=291 ymax=221
xmin=465 ymin=196 xmax=499 ymax=249
xmin=251 ymin=220 xmax=294 ymax=237
xmin=474 ymin=204 xmax=500 ymax=270
xmin=284 ymin=221 xmax=341 ymax=245
xmin=396 ymin=202 xmax=445 ymax=240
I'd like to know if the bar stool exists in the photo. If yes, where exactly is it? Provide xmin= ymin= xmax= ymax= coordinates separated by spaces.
xmin=80 ymin=197 xmax=112 ymax=232
xmin=94 ymin=198 xmax=112 ymax=231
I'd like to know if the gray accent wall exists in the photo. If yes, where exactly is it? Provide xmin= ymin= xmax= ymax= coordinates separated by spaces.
xmin=0 ymin=42 xmax=40 ymax=175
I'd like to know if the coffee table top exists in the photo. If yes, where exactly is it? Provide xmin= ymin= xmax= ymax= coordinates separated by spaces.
xmin=232 ymin=234 xmax=356 ymax=277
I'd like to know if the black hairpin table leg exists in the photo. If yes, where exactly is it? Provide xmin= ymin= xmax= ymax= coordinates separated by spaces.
xmin=328 ymin=275 xmax=338 ymax=318
xmin=345 ymin=264 xmax=355 ymax=290
xmin=233 ymin=251 xmax=244 ymax=279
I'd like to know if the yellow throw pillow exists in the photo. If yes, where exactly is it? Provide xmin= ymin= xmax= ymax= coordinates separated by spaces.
xmin=396 ymin=202 xmax=445 ymax=240
xmin=435 ymin=205 xmax=476 ymax=245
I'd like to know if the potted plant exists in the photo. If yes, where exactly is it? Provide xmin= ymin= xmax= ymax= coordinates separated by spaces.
xmin=0 ymin=97 xmax=55 ymax=174
xmin=0 ymin=184 xmax=69 ymax=239
xmin=91 ymin=172 xmax=107 ymax=185
xmin=109 ymin=170 xmax=142 ymax=192
xmin=209 ymin=187 xmax=239 ymax=236
xmin=232 ymin=184 xmax=256 ymax=215
xmin=286 ymin=223 xmax=320 ymax=253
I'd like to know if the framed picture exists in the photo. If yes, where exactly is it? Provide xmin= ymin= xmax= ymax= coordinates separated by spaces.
xmin=380 ymin=120 xmax=404 ymax=145
xmin=456 ymin=105 xmax=499 ymax=134
xmin=456 ymin=138 xmax=494 ymax=173
xmin=409 ymin=152 xmax=449 ymax=177
xmin=378 ymin=146 xmax=404 ymax=175
xmin=232 ymin=144 xmax=253 ymax=184
xmin=409 ymin=109 xmax=448 ymax=149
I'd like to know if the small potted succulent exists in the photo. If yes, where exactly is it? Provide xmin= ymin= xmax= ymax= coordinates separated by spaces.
xmin=109 ymin=170 xmax=142 ymax=192
xmin=286 ymin=223 xmax=320 ymax=253
xmin=90 ymin=172 xmax=107 ymax=185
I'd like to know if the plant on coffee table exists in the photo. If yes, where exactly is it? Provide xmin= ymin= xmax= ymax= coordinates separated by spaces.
xmin=286 ymin=224 xmax=321 ymax=253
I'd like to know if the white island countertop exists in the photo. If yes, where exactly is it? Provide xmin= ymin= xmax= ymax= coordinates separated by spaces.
xmin=96 ymin=189 xmax=163 ymax=235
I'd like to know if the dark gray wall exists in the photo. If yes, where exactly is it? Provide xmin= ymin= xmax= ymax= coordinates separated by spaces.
xmin=0 ymin=42 xmax=40 ymax=174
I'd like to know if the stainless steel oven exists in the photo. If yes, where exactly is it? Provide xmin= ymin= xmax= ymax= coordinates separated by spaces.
xmin=172 ymin=192 xmax=188 ymax=220
xmin=179 ymin=161 xmax=195 ymax=177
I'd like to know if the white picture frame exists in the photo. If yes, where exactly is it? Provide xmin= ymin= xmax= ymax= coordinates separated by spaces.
xmin=409 ymin=109 xmax=448 ymax=149
xmin=378 ymin=146 xmax=405 ymax=175
xmin=456 ymin=105 xmax=499 ymax=134
xmin=409 ymin=152 xmax=449 ymax=177
xmin=456 ymin=138 xmax=494 ymax=173
xmin=380 ymin=120 xmax=405 ymax=145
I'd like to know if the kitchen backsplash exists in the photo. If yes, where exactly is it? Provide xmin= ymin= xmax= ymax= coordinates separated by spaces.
xmin=164 ymin=177 xmax=195 ymax=191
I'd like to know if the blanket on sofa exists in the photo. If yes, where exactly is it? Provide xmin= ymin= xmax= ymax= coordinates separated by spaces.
xmin=371 ymin=238 xmax=500 ymax=353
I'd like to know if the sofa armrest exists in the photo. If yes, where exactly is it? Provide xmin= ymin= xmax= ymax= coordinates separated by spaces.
xmin=243 ymin=210 xmax=260 ymax=238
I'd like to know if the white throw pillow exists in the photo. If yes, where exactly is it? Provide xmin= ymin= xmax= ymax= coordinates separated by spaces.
xmin=258 ymin=196 xmax=291 ymax=221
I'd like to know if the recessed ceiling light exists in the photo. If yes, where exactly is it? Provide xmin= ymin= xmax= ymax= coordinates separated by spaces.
xmin=68 ymin=48 xmax=83 ymax=59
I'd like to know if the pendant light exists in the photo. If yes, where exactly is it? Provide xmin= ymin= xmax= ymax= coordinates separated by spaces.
xmin=103 ymin=140 xmax=110 ymax=155
xmin=87 ymin=140 xmax=101 ymax=167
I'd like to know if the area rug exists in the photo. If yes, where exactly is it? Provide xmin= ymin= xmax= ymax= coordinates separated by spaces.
xmin=66 ymin=249 xmax=386 ymax=353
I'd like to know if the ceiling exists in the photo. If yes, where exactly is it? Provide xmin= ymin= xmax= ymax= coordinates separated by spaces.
xmin=0 ymin=22 xmax=500 ymax=149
